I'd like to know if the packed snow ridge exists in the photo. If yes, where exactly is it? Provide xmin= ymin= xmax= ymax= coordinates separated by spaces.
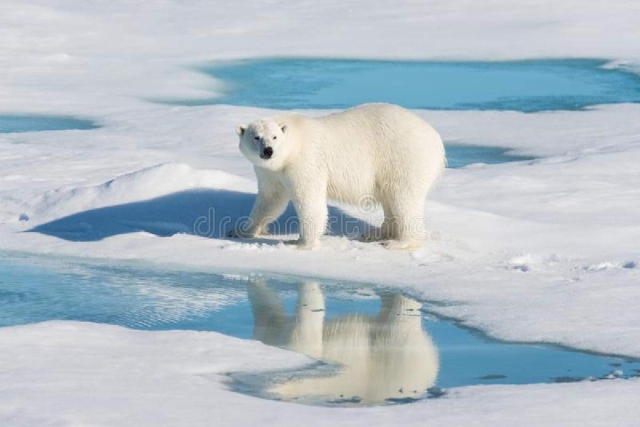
xmin=28 ymin=163 xmax=256 ymax=224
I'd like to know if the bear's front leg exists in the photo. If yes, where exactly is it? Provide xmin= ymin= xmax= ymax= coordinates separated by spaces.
xmin=228 ymin=170 xmax=289 ymax=239
xmin=287 ymin=178 xmax=328 ymax=250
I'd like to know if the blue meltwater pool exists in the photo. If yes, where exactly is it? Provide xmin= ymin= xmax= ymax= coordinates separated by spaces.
xmin=168 ymin=58 xmax=640 ymax=112
xmin=1 ymin=254 xmax=638 ymax=407
xmin=0 ymin=115 xmax=98 ymax=133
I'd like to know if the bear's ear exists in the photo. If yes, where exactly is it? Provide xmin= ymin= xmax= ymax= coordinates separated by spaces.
xmin=236 ymin=124 xmax=246 ymax=136
xmin=280 ymin=124 xmax=287 ymax=133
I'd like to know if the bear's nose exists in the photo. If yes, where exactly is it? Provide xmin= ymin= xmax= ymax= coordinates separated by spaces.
xmin=261 ymin=146 xmax=274 ymax=159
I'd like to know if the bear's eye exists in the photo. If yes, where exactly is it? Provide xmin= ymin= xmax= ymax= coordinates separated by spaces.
xmin=254 ymin=136 xmax=260 ymax=140
xmin=272 ymin=136 xmax=277 ymax=140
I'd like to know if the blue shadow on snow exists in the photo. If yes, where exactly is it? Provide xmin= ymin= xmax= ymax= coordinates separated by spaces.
xmin=28 ymin=189 xmax=373 ymax=242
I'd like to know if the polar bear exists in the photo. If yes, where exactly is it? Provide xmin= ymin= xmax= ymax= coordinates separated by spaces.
xmin=230 ymin=103 xmax=445 ymax=249
xmin=248 ymin=281 xmax=439 ymax=405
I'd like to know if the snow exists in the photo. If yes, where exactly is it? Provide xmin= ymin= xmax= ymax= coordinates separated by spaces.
xmin=1 ymin=0 xmax=640 ymax=425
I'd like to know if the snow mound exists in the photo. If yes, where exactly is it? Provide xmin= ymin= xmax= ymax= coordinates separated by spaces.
xmin=29 ymin=163 xmax=256 ymax=223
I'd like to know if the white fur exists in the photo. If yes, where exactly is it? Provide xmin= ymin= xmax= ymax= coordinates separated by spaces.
xmin=231 ymin=103 xmax=446 ymax=249
xmin=248 ymin=281 xmax=440 ymax=404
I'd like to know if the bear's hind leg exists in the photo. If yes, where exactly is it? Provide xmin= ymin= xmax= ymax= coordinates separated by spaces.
xmin=383 ymin=192 xmax=426 ymax=250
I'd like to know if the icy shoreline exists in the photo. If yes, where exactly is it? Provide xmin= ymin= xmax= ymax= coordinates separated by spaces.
xmin=2 ymin=321 xmax=640 ymax=427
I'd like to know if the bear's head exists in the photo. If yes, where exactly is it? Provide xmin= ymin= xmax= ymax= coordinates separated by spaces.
xmin=236 ymin=119 xmax=290 ymax=171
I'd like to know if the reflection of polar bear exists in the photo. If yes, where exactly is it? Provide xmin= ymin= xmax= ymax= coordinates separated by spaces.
xmin=248 ymin=281 xmax=439 ymax=405
xmin=231 ymin=103 xmax=446 ymax=250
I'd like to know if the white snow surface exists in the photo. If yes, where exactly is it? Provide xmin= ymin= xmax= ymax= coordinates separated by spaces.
xmin=1 ymin=0 xmax=640 ymax=425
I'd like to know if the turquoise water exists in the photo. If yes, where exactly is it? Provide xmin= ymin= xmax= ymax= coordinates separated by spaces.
xmin=171 ymin=58 xmax=640 ymax=112
xmin=445 ymin=144 xmax=533 ymax=168
xmin=1 ymin=255 xmax=637 ymax=406
xmin=0 ymin=115 xmax=98 ymax=133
